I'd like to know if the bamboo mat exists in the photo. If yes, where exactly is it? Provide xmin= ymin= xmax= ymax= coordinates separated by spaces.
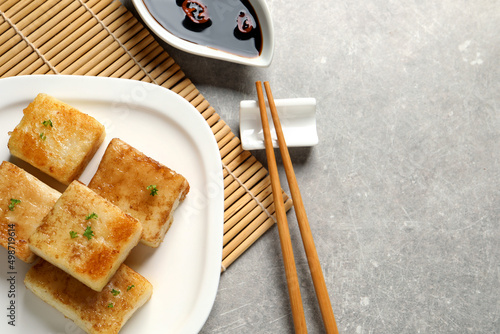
xmin=0 ymin=0 xmax=292 ymax=272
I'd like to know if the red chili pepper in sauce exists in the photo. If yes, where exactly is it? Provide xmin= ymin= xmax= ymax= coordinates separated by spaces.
xmin=182 ymin=0 xmax=210 ymax=24
xmin=237 ymin=11 xmax=254 ymax=33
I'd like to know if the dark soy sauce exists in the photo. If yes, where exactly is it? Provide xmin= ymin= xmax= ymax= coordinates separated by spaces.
xmin=143 ymin=0 xmax=263 ymax=58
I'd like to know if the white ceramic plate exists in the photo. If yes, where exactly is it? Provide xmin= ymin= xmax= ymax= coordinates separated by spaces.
xmin=132 ymin=0 xmax=274 ymax=67
xmin=239 ymin=98 xmax=319 ymax=150
xmin=0 ymin=75 xmax=223 ymax=334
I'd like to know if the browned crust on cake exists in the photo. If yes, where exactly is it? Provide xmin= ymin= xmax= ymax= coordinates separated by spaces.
xmin=88 ymin=138 xmax=189 ymax=247
xmin=24 ymin=260 xmax=152 ymax=334
xmin=7 ymin=93 xmax=105 ymax=184
xmin=28 ymin=181 xmax=142 ymax=291
xmin=0 ymin=161 xmax=60 ymax=263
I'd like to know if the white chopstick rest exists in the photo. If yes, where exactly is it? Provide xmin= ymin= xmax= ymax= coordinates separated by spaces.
xmin=239 ymin=98 xmax=318 ymax=150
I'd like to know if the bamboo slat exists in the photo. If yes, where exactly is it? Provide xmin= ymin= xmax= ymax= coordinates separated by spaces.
xmin=0 ymin=0 xmax=292 ymax=272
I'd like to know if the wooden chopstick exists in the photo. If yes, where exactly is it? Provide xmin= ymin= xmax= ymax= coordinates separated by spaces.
xmin=256 ymin=81 xmax=308 ymax=334
xmin=262 ymin=81 xmax=340 ymax=334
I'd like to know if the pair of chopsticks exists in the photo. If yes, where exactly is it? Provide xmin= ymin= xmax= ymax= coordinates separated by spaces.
xmin=255 ymin=81 xmax=339 ymax=334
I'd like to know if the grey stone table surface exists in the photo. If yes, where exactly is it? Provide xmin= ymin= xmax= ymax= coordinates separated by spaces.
xmin=123 ymin=0 xmax=499 ymax=333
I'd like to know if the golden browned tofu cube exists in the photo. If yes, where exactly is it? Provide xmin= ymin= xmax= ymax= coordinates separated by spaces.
xmin=0 ymin=161 xmax=60 ymax=263
xmin=28 ymin=181 xmax=142 ymax=291
xmin=88 ymin=138 xmax=190 ymax=248
xmin=8 ymin=93 xmax=105 ymax=185
xmin=25 ymin=260 xmax=153 ymax=334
